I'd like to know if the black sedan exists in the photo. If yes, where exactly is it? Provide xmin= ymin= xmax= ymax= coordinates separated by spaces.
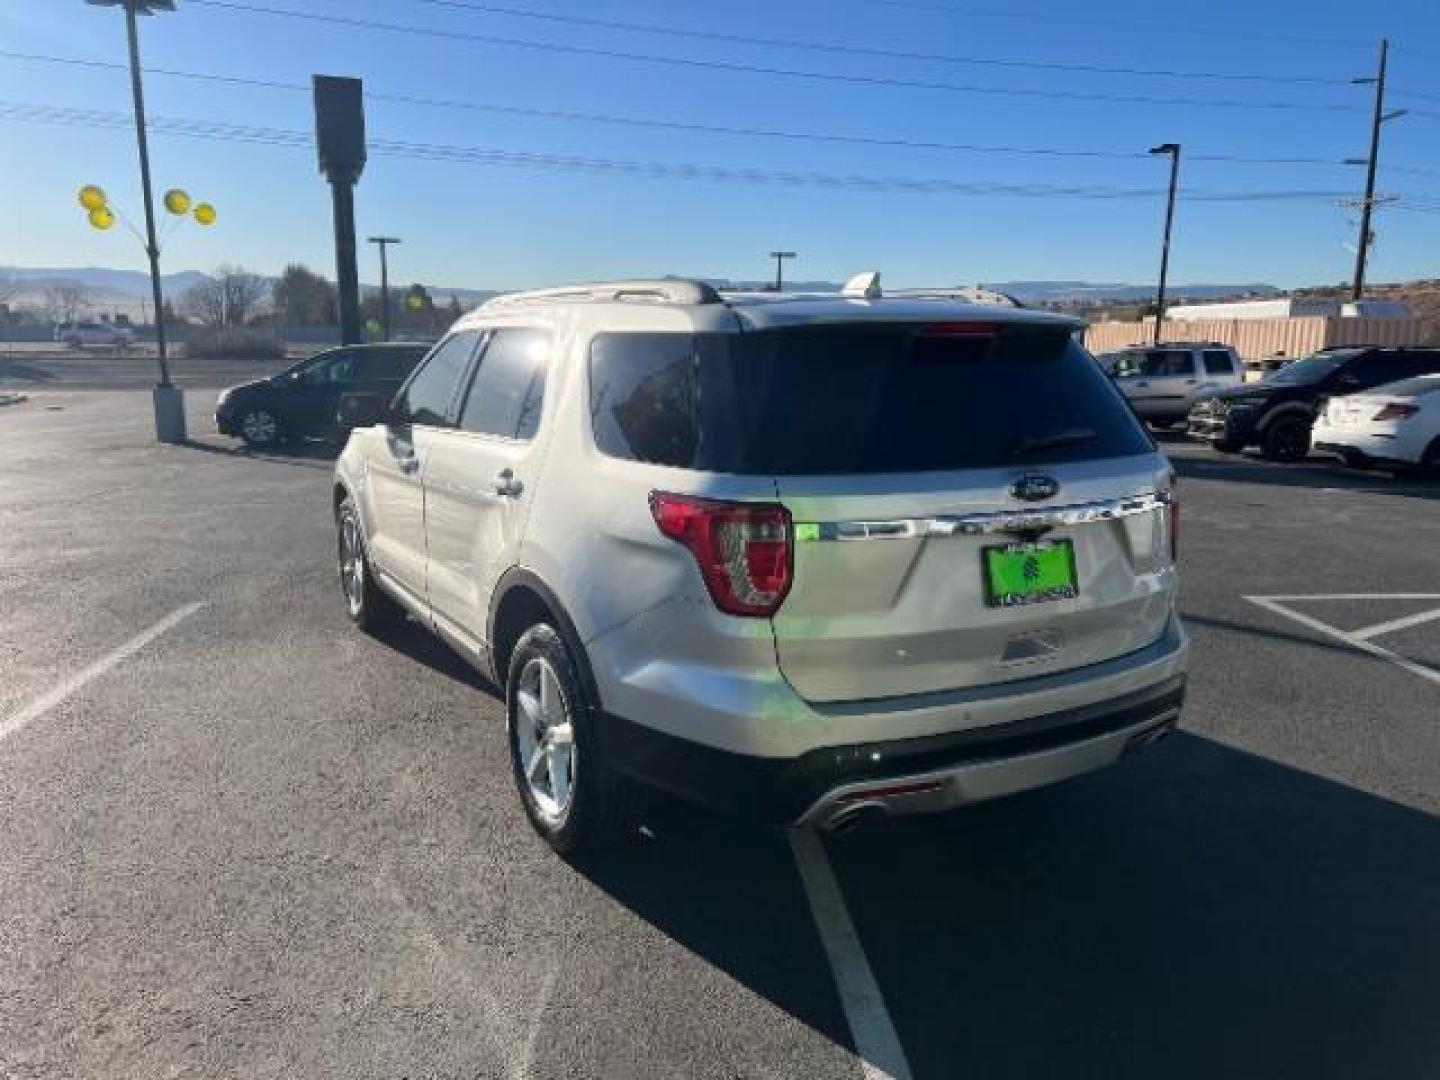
xmin=216 ymin=343 xmax=431 ymax=446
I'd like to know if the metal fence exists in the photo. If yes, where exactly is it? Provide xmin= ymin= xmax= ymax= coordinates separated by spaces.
xmin=1084 ymin=317 xmax=1430 ymax=360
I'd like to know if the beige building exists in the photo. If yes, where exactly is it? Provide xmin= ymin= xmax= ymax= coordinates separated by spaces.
xmin=1085 ymin=315 xmax=1429 ymax=362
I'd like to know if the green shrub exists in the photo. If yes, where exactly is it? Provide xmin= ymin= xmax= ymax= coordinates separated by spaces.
xmin=185 ymin=326 xmax=283 ymax=360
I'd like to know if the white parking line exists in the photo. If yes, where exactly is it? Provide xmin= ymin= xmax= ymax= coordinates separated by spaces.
xmin=1244 ymin=595 xmax=1440 ymax=690
xmin=789 ymin=828 xmax=913 ymax=1080
xmin=1351 ymin=607 xmax=1440 ymax=641
xmin=0 ymin=603 xmax=204 ymax=743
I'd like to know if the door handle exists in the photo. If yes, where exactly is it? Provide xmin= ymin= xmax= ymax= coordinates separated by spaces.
xmin=492 ymin=468 xmax=524 ymax=498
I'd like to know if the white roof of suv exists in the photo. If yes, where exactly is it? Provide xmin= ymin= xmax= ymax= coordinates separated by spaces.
xmin=465 ymin=275 xmax=1083 ymax=336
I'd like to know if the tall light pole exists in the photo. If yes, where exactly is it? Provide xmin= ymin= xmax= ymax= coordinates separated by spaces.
xmin=769 ymin=250 xmax=796 ymax=292
xmin=86 ymin=0 xmax=185 ymax=442
xmin=1349 ymin=39 xmax=1406 ymax=301
xmin=1148 ymin=143 xmax=1181 ymax=347
xmin=367 ymin=236 xmax=401 ymax=341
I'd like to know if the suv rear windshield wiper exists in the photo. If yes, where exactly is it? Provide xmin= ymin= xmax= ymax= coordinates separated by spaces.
xmin=1007 ymin=429 xmax=1097 ymax=457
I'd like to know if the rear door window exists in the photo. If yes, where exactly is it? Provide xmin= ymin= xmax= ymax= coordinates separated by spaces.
xmin=1203 ymin=350 xmax=1237 ymax=375
xmin=354 ymin=348 xmax=423 ymax=382
xmin=589 ymin=325 xmax=1153 ymax=474
xmin=1141 ymin=350 xmax=1195 ymax=377
xmin=457 ymin=328 xmax=550 ymax=441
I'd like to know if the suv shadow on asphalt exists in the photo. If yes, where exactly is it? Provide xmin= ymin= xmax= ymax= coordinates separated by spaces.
xmin=573 ymin=732 xmax=1439 ymax=1079
xmin=179 ymin=436 xmax=342 ymax=471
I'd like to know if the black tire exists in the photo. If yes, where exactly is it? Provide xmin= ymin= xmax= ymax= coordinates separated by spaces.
xmin=1423 ymin=438 xmax=1440 ymax=479
xmin=506 ymin=623 xmax=642 ymax=855
xmin=1260 ymin=416 xmax=1311 ymax=462
xmin=238 ymin=407 xmax=282 ymax=447
xmin=1211 ymin=439 xmax=1245 ymax=454
xmin=336 ymin=495 xmax=402 ymax=633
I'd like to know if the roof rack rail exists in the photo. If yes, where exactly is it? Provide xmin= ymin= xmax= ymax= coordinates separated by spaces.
xmin=887 ymin=286 xmax=1025 ymax=308
xmin=483 ymin=279 xmax=722 ymax=308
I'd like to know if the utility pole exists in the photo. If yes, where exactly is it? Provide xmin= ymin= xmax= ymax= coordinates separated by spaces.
xmin=87 ymin=0 xmax=185 ymax=442
xmin=367 ymin=236 xmax=401 ymax=341
xmin=769 ymin=251 xmax=796 ymax=292
xmin=1148 ymin=143 xmax=1181 ymax=346
xmin=1350 ymin=39 xmax=1406 ymax=301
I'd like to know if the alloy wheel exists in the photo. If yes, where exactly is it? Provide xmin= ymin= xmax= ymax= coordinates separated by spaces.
xmin=242 ymin=409 xmax=278 ymax=444
xmin=338 ymin=513 xmax=365 ymax=617
xmin=513 ymin=657 xmax=577 ymax=825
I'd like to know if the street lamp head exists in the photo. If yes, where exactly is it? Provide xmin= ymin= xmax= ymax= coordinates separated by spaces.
xmin=1148 ymin=143 xmax=1180 ymax=156
xmin=86 ymin=0 xmax=177 ymax=12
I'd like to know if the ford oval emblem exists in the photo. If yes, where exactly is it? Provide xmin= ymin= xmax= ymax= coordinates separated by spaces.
xmin=1010 ymin=474 xmax=1060 ymax=502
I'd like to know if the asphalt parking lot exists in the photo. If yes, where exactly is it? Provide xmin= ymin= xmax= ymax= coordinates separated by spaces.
xmin=2 ymin=389 xmax=1437 ymax=1080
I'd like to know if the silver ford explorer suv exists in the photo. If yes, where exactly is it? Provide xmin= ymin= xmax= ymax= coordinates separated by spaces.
xmin=332 ymin=275 xmax=1187 ymax=854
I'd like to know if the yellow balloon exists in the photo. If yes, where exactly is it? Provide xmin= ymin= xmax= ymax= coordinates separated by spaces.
xmin=79 ymin=185 xmax=107 ymax=211
xmin=163 ymin=188 xmax=191 ymax=215
xmin=88 ymin=206 xmax=116 ymax=231
xmin=193 ymin=203 xmax=217 ymax=226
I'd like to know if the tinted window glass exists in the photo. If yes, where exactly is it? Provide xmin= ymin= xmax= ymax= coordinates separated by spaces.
xmin=1345 ymin=353 xmax=1415 ymax=387
xmin=1203 ymin=350 xmax=1236 ymax=375
xmin=458 ymin=329 xmax=550 ymax=440
xmin=1109 ymin=351 xmax=1142 ymax=377
xmin=297 ymin=350 xmax=356 ymax=386
xmin=1267 ymin=355 xmax=1347 ymax=385
xmin=1140 ymin=350 xmax=1194 ymax=377
xmin=354 ymin=347 xmax=425 ymax=381
xmin=591 ymin=334 xmax=699 ymax=465
xmin=590 ymin=327 xmax=1152 ymax=474
xmin=394 ymin=332 xmax=479 ymax=427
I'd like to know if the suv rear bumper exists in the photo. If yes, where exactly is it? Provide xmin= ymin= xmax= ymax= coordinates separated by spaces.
xmin=599 ymin=674 xmax=1184 ymax=824
xmin=593 ymin=614 xmax=1188 ymax=824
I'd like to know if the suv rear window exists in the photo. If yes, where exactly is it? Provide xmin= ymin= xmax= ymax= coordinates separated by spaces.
xmin=589 ymin=325 xmax=1152 ymax=475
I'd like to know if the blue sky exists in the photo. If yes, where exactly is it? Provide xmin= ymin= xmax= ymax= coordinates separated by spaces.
xmin=2 ymin=0 xmax=1439 ymax=290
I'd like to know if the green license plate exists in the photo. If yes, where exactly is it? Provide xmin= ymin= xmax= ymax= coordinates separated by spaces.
xmin=982 ymin=540 xmax=1078 ymax=608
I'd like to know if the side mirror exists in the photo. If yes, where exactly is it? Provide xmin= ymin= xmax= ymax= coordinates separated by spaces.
xmin=337 ymin=391 xmax=390 ymax=429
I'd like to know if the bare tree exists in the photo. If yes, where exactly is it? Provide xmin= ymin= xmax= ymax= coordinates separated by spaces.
xmin=43 ymin=283 xmax=93 ymax=324
xmin=272 ymin=264 xmax=337 ymax=326
xmin=181 ymin=264 xmax=270 ymax=327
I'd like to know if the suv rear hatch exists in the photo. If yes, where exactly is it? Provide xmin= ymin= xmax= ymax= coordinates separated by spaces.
xmin=714 ymin=321 xmax=1176 ymax=702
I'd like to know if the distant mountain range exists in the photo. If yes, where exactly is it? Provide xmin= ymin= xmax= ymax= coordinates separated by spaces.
xmin=3 ymin=266 xmax=1280 ymax=309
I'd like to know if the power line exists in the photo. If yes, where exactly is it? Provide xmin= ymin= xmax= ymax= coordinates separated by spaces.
xmin=0 ymin=49 xmax=1386 ymax=168
xmin=405 ymin=0 xmax=1352 ymax=86
xmin=182 ymin=0 xmax=1366 ymax=113
xmin=0 ymin=99 xmax=1386 ymax=204
xmin=830 ymin=0 xmax=1371 ymax=52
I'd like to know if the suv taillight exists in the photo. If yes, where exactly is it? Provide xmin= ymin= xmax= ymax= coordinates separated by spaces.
xmin=1373 ymin=402 xmax=1419 ymax=422
xmin=649 ymin=492 xmax=792 ymax=617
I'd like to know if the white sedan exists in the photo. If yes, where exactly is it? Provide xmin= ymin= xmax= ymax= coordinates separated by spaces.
xmin=1312 ymin=374 xmax=1440 ymax=476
